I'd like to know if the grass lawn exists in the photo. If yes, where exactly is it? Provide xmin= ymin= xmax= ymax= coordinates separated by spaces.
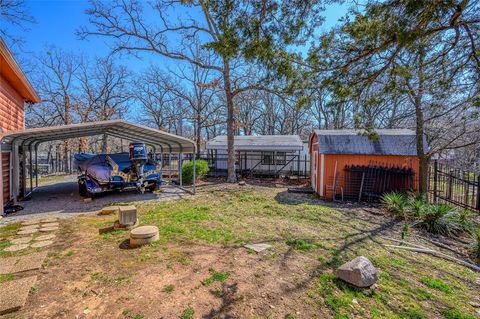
xmin=1 ymin=183 xmax=479 ymax=318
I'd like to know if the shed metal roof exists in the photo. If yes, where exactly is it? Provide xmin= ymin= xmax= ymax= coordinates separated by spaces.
xmin=313 ymin=129 xmax=421 ymax=156
xmin=0 ymin=120 xmax=195 ymax=153
xmin=206 ymin=135 xmax=304 ymax=151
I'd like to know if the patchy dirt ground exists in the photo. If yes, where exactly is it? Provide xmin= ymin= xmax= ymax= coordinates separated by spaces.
xmin=1 ymin=181 xmax=479 ymax=319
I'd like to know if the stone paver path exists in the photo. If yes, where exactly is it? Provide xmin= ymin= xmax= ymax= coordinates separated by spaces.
xmin=0 ymin=252 xmax=48 ymax=275
xmin=10 ymin=237 xmax=33 ymax=245
xmin=40 ymin=218 xmax=58 ymax=223
xmin=4 ymin=244 xmax=29 ymax=252
xmin=21 ymin=220 xmax=40 ymax=226
xmin=17 ymin=229 xmax=39 ymax=235
xmin=0 ymin=276 xmax=37 ymax=315
xmin=39 ymin=226 xmax=59 ymax=232
xmin=41 ymin=222 xmax=59 ymax=228
xmin=30 ymin=240 xmax=54 ymax=248
xmin=35 ymin=234 xmax=55 ymax=241
xmin=0 ymin=217 xmax=60 ymax=315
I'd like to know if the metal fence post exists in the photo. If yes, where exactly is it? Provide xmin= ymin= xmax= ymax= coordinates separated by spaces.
xmin=476 ymin=175 xmax=480 ymax=211
xmin=433 ymin=160 xmax=438 ymax=203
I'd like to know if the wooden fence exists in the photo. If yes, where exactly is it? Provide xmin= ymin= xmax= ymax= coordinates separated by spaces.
xmin=428 ymin=160 xmax=480 ymax=212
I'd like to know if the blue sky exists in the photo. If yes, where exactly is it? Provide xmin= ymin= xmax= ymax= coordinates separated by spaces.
xmin=10 ymin=0 xmax=349 ymax=73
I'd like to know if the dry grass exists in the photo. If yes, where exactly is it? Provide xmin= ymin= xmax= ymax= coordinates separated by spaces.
xmin=1 ymin=183 xmax=479 ymax=318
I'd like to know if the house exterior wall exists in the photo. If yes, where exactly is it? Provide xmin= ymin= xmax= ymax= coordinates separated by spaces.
xmin=1 ymin=74 xmax=25 ymax=204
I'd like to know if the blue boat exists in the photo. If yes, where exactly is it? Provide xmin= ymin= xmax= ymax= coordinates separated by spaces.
xmin=74 ymin=142 xmax=162 ymax=198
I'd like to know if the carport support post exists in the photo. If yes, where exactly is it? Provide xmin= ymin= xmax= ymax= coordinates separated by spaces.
xmin=168 ymin=153 xmax=172 ymax=184
xmin=12 ymin=142 xmax=19 ymax=204
xmin=29 ymin=145 xmax=33 ymax=194
xmin=193 ymin=153 xmax=196 ymax=194
xmin=35 ymin=144 xmax=38 ymax=188
xmin=179 ymin=152 xmax=183 ymax=187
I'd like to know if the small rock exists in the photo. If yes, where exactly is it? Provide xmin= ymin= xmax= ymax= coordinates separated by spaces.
xmin=238 ymin=181 xmax=246 ymax=186
xmin=352 ymin=298 xmax=358 ymax=304
xmin=335 ymin=256 xmax=378 ymax=288
xmin=83 ymin=309 xmax=90 ymax=315
xmin=83 ymin=198 xmax=92 ymax=203
xmin=244 ymin=243 xmax=272 ymax=252
xmin=269 ymin=305 xmax=275 ymax=309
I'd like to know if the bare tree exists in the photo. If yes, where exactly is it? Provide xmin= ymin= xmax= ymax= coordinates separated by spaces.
xmin=0 ymin=0 xmax=35 ymax=47
xmin=77 ymin=56 xmax=131 ymax=152
xmin=79 ymin=0 xmax=322 ymax=182
xmin=29 ymin=47 xmax=82 ymax=172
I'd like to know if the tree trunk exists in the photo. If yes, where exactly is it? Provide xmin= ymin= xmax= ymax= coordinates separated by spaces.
xmin=222 ymin=59 xmax=237 ymax=183
xmin=414 ymin=50 xmax=428 ymax=194
xmin=102 ymin=133 xmax=108 ymax=153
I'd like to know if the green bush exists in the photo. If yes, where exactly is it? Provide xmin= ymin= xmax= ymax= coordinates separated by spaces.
xmin=181 ymin=159 xmax=209 ymax=184
xmin=418 ymin=204 xmax=464 ymax=236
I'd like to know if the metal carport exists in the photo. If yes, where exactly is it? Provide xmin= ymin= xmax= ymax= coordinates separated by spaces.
xmin=0 ymin=120 xmax=196 ymax=215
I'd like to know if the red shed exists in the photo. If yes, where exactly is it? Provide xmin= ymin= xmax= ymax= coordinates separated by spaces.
xmin=0 ymin=38 xmax=40 ymax=207
xmin=309 ymin=129 xmax=421 ymax=201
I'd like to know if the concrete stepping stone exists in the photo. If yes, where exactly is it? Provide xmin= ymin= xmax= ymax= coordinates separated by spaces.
xmin=39 ymin=227 xmax=59 ymax=232
xmin=10 ymin=237 xmax=33 ymax=245
xmin=18 ymin=225 xmax=39 ymax=232
xmin=40 ymin=218 xmax=58 ymax=223
xmin=3 ymin=244 xmax=29 ymax=252
xmin=130 ymin=225 xmax=159 ymax=247
xmin=21 ymin=220 xmax=40 ymax=226
xmin=0 ymin=252 xmax=48 ymax=275
xmin=0 ymin=276 xmax=37 ymax=315
xmin=244 ymin=243 xmax=272 ymax=252
xmin=30 ymin=240 xmax=54 ymax=248
xmin=41 ymin=222 xmax=59 ymax=228
xmin=17 ymin=229 xmax=39 ymax=235
xmin=35 ymin=234 xmax=55 ymax=241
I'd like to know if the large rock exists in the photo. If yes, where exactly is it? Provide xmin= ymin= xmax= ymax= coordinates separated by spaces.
xmin=335 ymin=256 xmax=377 ymax=288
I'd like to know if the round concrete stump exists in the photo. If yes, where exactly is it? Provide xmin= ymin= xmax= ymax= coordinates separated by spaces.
xmin=130 ymin=226 xmax=159 ymax=248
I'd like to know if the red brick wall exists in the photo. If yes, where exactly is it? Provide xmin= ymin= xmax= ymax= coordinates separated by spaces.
xmin=1 ymin=75 xmax=25 ymax=203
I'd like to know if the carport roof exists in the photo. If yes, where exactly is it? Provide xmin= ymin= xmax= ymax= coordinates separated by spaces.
xmin=0 ymin=120 xmax=195 ymax=153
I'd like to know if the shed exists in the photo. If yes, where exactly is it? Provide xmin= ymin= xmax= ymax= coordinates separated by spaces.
xmin=309 ymin=129 xmax=421 ymax=201
xmin=0 ymin=38 xmax=40 ymax=206
xmin=205 ymin=135 xmax=309 ymax=177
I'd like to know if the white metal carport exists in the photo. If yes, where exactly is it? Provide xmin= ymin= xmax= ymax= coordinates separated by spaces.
xmin=0 ymin=120 xmax=196 ymax=215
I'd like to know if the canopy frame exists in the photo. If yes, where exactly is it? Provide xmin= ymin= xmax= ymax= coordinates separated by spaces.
xmin=0 ymin=120 xmax=196 ymax=215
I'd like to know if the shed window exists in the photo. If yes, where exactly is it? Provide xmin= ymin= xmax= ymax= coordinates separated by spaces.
xmin=261 ymin=152 xmax=286 ymax=165
xmin=262 ymin=152 xmax=274 ymax=165
xmin=276 ymin=152 xmax=286 ymax=165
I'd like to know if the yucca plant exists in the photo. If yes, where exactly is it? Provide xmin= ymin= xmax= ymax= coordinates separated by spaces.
xmin=473 ymin=228 xmax=480 ymax=262
xmin=381 ymin=192 xmax=408 ymax=218
xmin=407 ymin=198 xmax=428 ymax=218
xmin=418 ymin=204 xmax=462 ymax=236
